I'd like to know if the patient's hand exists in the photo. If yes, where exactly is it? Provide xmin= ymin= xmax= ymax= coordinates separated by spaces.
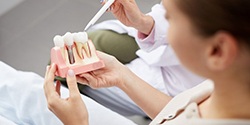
xmin=77 ymin=51 xmax=130 ymax=89
xmin=44 ymin=64 xmax=89 ymax=125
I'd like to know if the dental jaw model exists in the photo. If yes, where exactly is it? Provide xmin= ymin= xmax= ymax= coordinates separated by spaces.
xmin=51 ymin=32 xmax=105 ymax=78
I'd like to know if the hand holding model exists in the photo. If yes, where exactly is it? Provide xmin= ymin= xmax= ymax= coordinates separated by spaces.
xmin=77 ymin=51 xmax=133 ymax=88
xmin=77 ymin=50 xmax=170 ymax=118
xmin=44 ymin=64 xmax=89 ymax=125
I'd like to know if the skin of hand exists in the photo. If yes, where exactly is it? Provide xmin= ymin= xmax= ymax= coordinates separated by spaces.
xmin=77 ymin=51 xmax=129 ymax=89
xmin=102 ymin=0 xmax=154 ymax=35
xmin=44 ymin=64 xmax=89 ymax=125
xmin=77 ymin=51 xmax=171 ymax=118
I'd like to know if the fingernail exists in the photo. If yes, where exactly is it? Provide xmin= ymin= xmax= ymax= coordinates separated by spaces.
xmin=100 ymin=0 xmax=103 ymax=3
xmin=51 ymin=63 xmax=55 ymax=68
xmin=46 ymin=66 xmax=50 ymax=71
xmin=68 ymin=69 xmax=75 ymax=77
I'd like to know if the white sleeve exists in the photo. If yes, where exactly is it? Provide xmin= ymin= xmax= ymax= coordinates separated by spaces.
xmin=135 ymin=3 xmax=169 ymax=52
xmin=134 ymin=3 xmax=181 ymax=66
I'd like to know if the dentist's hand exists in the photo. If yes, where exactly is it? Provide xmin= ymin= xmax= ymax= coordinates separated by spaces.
xmin=77 ymin=51 xmax=130 ymax=89
xmin=102 ymin=0 xmax=154 ymax=35
xmin=44 ymin=64 xmax=89 ymax=125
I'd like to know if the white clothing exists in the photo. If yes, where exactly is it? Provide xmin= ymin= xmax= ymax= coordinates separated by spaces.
xmin=0 ymin=115 xmax=16 ymax=125
xmin=84 ymin=3 xmax=205 ymax=116
xmin=150 ymin=80 xmax=250 ymax=125
xmin=0 ymin=61 xmax=136 ymax=125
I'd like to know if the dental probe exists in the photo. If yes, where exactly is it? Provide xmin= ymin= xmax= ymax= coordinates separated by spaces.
xmin=84 ymin=0 xmax=115 ymax=31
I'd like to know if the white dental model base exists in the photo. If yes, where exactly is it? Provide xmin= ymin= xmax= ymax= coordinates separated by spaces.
xmin=51 ymin=32 xmax=105 ymax=78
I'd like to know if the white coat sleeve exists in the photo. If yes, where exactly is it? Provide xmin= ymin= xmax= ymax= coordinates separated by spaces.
xmin=135 ymin=3 xmax=169 ymax=52
xmin=135 ymin=3 xmax=181 ymax=66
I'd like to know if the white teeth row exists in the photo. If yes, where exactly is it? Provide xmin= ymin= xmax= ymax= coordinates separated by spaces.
xmin=53 ymin=32 xmax=88 ymax=47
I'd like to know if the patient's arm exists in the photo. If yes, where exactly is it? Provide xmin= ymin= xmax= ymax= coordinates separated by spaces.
xmin=78 ymin=51 xmax=172 ymax=119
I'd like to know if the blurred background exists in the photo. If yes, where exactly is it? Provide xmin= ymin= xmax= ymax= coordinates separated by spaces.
xmin=0 ymin=0 xmax=160 ymax=124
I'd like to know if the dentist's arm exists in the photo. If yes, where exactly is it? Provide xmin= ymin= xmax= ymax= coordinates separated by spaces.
xmin=78 ymin=51 xmax=171 ymax=119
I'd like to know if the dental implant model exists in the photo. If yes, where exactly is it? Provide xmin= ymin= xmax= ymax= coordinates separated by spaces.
xmin=64 ymin=32 xmax=75 ymax=64
xmin=50 ymin=32 xmax=105 ymax=78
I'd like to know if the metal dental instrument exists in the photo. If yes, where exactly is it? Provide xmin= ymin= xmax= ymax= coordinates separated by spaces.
xmin=84 ymin=0 xmax=115 ymax=31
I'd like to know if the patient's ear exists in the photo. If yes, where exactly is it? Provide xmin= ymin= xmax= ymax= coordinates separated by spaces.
xmin=205 ymin=31 xmax=238 ymax=71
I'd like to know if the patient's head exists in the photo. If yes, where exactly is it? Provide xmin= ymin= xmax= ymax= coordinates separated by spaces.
xmin=174 ymin=0 xmax=250 ymax=47
xmin=163 ymin=0 xmax=250 ymax=82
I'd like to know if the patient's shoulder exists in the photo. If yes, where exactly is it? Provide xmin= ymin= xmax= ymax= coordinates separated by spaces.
xmin=150 ymin=80 xmax=214 ymax=125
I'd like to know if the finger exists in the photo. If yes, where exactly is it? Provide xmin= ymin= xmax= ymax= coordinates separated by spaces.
xmin=76 ymin=76 xmax=89 ymax=85
xmin=44 ymin=65 xmax=50 ymax=80
xmin=44 ymin=65 xmax=52 ymax=94
xmin=79 ymin=73 xmax=93 ymax=80
xmin=44 ymin=64 xmax=57 ymax=96
xmin=96 ymin=50 xmax=112 ymax=57
xmin=79 ymin=73 xmax=97 ymax=87
xmin=66 ymin=69 xmax=81 ymax=97
xmin=47 ymin=63 xmax=57 ymax=82
xmin=96 ymin=50 xmax=114 ymax=61
xmin=89 ymin=69 xmax=105 ymax=76
xmin=55 ymin=80 xmax=61 ymax=96
xmin=44 ymin=66 xmax=50 ymax=98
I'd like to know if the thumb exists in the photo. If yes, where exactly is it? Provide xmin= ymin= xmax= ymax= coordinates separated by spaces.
xmin=66 ymin=69 xmax=80 ymax=97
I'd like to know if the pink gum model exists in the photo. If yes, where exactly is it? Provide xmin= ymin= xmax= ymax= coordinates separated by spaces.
xmin=51 ymin=40 xmax=105 ymax=78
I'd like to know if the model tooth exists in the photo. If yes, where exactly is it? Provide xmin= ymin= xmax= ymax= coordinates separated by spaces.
xmin=74 ymin=42 xmax=83 ymax=59
xmin=83 ymin=43 xmax=91 ymax=57
xmin=53 ymin=35 xmax=64 ymax=47
xmin=78 ymin=32 xmax=88 ymax=43
xmin=74 ymin=32 xmax=87 ymax=44
xmin=73 ymin=32 xmax=90 ymax=58
xmin=53 ymin=35 xmax=65 ymax=59
xmin=73 ymin=33 xmax=83 ymax=59
xmin=63 ymin=32 xmax=74 ymax=46
xmin=79 ymin=32 xmax=90 ymax=57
